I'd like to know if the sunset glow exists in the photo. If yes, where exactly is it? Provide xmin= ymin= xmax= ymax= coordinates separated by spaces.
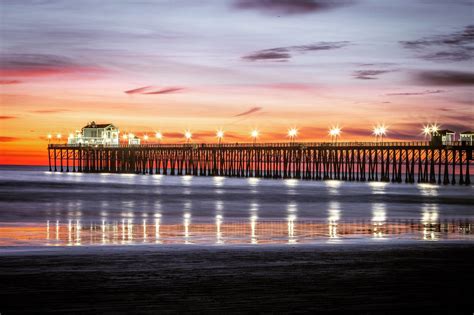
xmin=1 ymin=1 xmax=473 ymax=165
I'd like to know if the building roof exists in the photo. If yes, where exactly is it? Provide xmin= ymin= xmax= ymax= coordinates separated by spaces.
xmin=460 ymin=131 xmax=474 ymax=134
xmin=437 ymin=129 xmax=455 ymax=135
xmin=82 ymin=121 xmax=115 ymax=129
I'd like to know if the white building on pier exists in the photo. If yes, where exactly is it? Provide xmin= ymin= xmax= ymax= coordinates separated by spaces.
xmin=68 ymin=121 xmax=120 ymax=145
xmin=460 ymin=131 xmax=474 ymax=145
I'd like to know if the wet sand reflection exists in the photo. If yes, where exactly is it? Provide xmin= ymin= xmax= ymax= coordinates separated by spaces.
xmin=0 ymin=216 xmax=471 ymax=247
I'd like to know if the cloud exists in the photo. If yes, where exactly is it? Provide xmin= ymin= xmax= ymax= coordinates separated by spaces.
xmin=357 ymin=63 xmax=397 ymax=67
xmin=233 ymin=0 xmax=353 ymax=15
xmin=242 ymin=51 xmax=291 ymax=62
xmin=353 ymin=70 xmax=393 ymax=80
xmin=260 ymin=83 xmax=317 ymax=91
xmin=234 ymin=107 xmax=263 ymax=117
xmin=292 ymin=42 xmax=351 ymax=52
xmin=160 ymin=132 xmax=183 ymax=139
xmin=400 ymin=25 xmax=474 ymax=62
xmin=0 ymin=136 xmax=18 ymax=142
xmin=414 ymin=70 xmax=474 ymax=85
xmin=124 ymin=86 xmax=153 ymax=94
xmin=0 ymin=115 xmax=17 ymax=119
xmin=242 ymin=41 xmax=349 ymax=61
xmin=30 ymin=109 xmax=71 ymax=114
xmin=421 ymin=50 xmax=472 ymax=62
xmin=0 ymin=79 xmax=21 ymax=85
xmin=383 ymin=130 xmax=419 ymax=141
xmin=386 ymin=89 xmax=445 ymax=96
xmin=144 ymin=87 xmax=184 ymax=94
xmin=124 ymin=86 xmax=184 ymax=95
xmin=0 ymin=53 xmax=105 ymax=77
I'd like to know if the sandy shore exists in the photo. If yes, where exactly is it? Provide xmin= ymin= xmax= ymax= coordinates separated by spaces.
xmin=1 ymin=242 xmax=473 ymax=313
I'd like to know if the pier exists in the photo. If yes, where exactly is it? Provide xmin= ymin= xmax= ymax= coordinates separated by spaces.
xmin=48 ymin=142 xmax=473 ymax=185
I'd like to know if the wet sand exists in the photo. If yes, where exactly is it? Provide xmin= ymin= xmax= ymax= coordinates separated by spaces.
xmin=1 ymin=242 xmax=473 ymax=314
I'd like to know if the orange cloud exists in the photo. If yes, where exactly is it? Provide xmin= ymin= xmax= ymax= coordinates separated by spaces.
xmin=0 ymin=137 xmax=19 ymax=142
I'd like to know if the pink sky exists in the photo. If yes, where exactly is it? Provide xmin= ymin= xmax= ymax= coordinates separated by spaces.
xmin=1 ymin=0 xmax=473 ymax=165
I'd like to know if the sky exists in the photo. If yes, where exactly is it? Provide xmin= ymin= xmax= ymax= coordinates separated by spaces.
xmin=0 ymin=0 xmax=473 ymax=165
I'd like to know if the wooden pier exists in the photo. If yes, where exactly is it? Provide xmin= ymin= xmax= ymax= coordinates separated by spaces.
xmin=48 ymin=142 xmax=473 ymax=185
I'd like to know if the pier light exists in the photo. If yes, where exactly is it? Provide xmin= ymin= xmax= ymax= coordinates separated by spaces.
xmin=329 ymin=127 xmax=341 ymax=137
xmin=422 ymin=125 xmax=432 ymax=137
xmin=68 ymin=133 xmax=74 ymax=139
xmin=288 ymin=128 xmax=298 ymax=143
xmin=329 ymin=126 xmax=341 ymax=143
xmin=123 ymin=133 xmax=128 ymax=140
xmin=216 ymin=130 xmax=224 ymax=144
xmin=155 ymin=132 xmax=163 ymax=141
xmin=56 ymin=133 xmax=62 ymax=140
xmin=422 ymin=124 xmax=439 ymax=138
xmin=378 ymin=125 xmax=387 ymax=143
xmin=251 ymin=129 xmax=259 ymax=144
xmin=47 ymin=134 xmax=52 ymax=143
xmin=430 ymin=124 xmax=439 ymax=135
xmin=373 ymin=124 xmax=388 ymax=143
xmin=185 ymin=130 xmax=192 ymax=143
xmin=144 ymin=134 xmax=149 ymax=143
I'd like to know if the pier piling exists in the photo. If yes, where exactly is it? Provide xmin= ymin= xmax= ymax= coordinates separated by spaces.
xmin=48 ymin=142 xmax=473 ymax=185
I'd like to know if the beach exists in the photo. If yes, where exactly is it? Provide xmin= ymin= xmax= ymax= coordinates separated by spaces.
xmin=1 ymin=243 xmax=473 ymax=313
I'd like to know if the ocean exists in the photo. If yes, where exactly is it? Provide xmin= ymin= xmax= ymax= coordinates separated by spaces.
xmin=0 ymin=165 xmax=472 ymax=246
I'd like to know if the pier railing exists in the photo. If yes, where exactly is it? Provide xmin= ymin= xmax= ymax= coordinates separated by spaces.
xmin=48 ymin=140 xmax=471 ymax=149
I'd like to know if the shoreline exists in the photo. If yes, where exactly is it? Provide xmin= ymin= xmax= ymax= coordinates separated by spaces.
xmin=1 ymin=239 xmax=473 ymax=256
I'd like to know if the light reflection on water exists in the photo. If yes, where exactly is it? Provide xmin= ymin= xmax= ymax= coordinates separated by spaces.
xmin=1 ymin=169 xmax=473 ymax=247
xmin=422 ymin=203 xmax=440 ymax=241
xmin=1 ymin=215 xmax=472 ymax=247
xmin=372 ymin=203 xmax=386 ymax=239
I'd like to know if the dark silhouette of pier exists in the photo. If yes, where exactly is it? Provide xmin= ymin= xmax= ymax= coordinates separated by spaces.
xmin=48 ymin=142 xmax=473 ymax=185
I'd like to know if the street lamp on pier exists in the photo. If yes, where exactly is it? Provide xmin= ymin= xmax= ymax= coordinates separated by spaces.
xmin=288 ymin=128 xmax=298 ymax=144
xmin=422 ymin=124 xmax=439 ymax=139
xmin=378 ymin=125 xmax=387 ymax=143
xmin=329 ymin=126 xmax=341 ymax=143
xmin=185 ymin=130 xmax=192 ymax=144
xmin=373 ymin=124 xmax=388 ymax=143
xmin=216 ymin=130 xmax=224 ymax=145
xmin=155 ymin=132 xmax=163 ymax=143
xmin=251 ymin=129 xmax=259 ymax=145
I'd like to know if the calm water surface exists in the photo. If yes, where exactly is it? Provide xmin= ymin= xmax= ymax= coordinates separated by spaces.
xmin=0 ymin=166 xmax=472 ymax=246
